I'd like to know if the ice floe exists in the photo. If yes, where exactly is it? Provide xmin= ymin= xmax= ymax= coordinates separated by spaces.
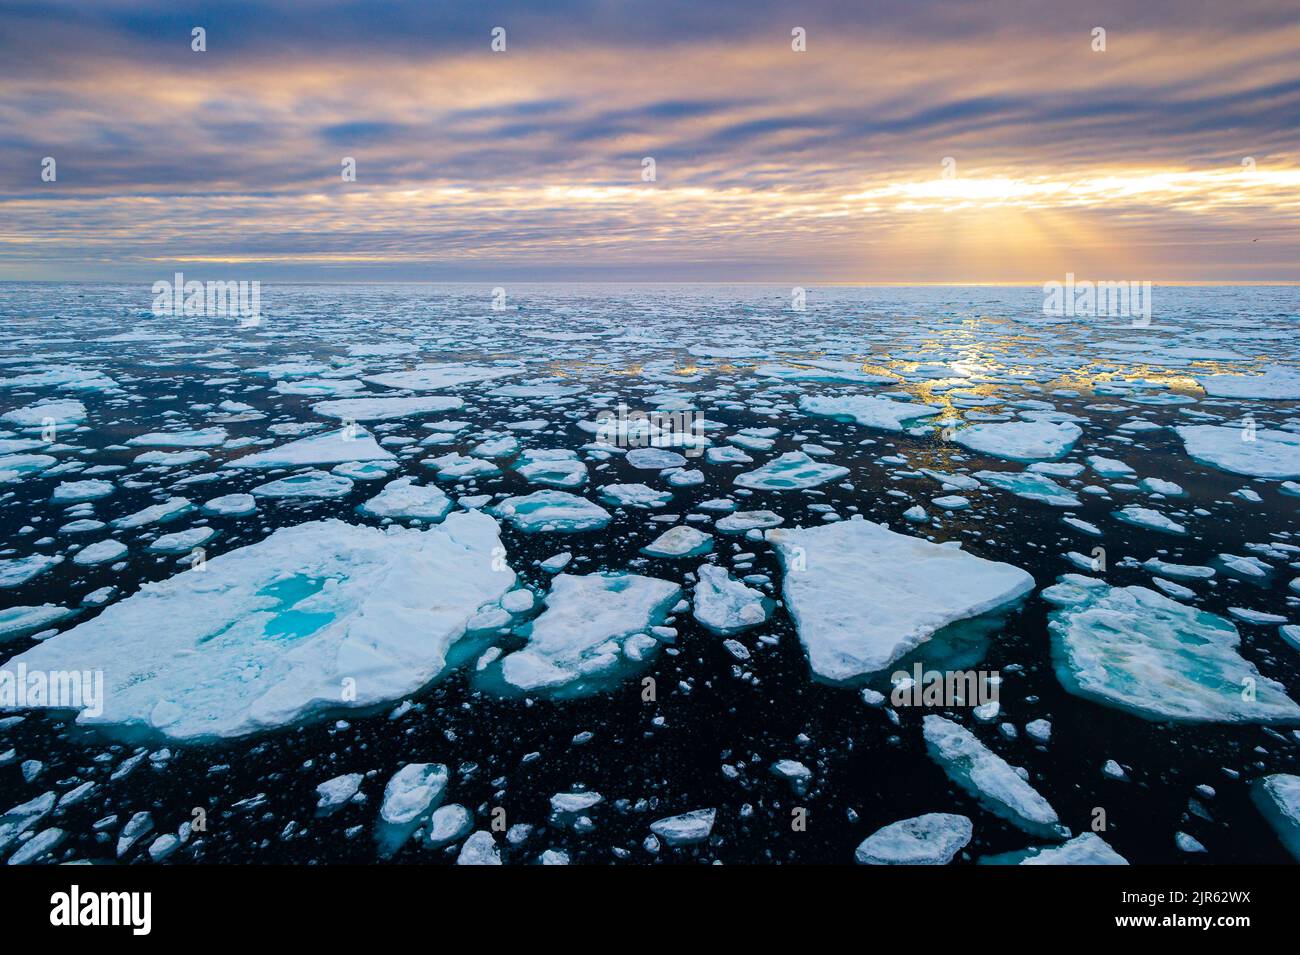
xmin=1044 ymin=576 xmax=1300 ymax=724
xmin=854 ymin=812 xmax=973 ymax=864
xmin=768 ymin=517 xmax=1034 ymax=680
xmin=953 ymin=421 xmax=1081 ymax=462
xmin=2 ymin=512 xmax=516 ymax=739
xmin=1175 ymin=425 xmax=1300 ymax=479
xmin=493 ymin=572 xmax=680 ymax=694
xmin=923 ymin=715 xmax=1063 ymax=838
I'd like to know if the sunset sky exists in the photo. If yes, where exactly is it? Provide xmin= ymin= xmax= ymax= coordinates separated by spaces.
xmin=1 ymin=0 xmax=1297 ymax=283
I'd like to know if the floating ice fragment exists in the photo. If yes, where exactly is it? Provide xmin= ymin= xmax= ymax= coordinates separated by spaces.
xmin=252 ymin=471 xmax=354 ymax=499
xmin=1047 ymin=577 xmax=1300 ymax=723
xmin=854 ymin=812 xmax=973 ymax=865
xmin=799 ymin=394 xmax=942 ymax=431
xmin=642 ymin=526 xmax=713 ymax=558
xmin=312 ymin=395 xmax=464 ymax=421
xmin=922 ymin=716 xmax=1062 ymax=838
xmin=1252 ymin=774 xmax=1300 ymax=861
xmin=227 ymin=428 xmax=394 ymax=468
xmin=1175 ymin=425 xmax=1300 ymax=479
xmin=1115 ymin=505 xmax=1186 ymax=535
xmin=692 ymin=565 xmax=769 ymax=634
xmin=980 ymin=832 xmax=1127 ymax=865
xmin=769 ymin=518 xmax=1033 ymax=680
xmin=734 ymin=451 xmax=849 ymax=490
xmin=358 ymin=478 xmax=453 ymax=522
xmin=975 ymin=470 xmax=1080 ymax=507
xmin=495 ymin=572 xmax=680 ymax=693
xmin=953 ymin=421 xmax=1081 ymax=462
xmin=492 ymin=490 xmax=612 ymax=532
xmin=649 ymin=808 xmax=715 ymax=846
xmin=2 ymin=512 xmax=515 ymax=739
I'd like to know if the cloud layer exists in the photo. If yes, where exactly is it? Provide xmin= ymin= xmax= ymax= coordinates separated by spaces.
xmin=2 ymin=0 xmax=1297 ymax=281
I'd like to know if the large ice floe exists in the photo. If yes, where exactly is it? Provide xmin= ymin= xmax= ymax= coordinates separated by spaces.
xmin=489 ymin=572 xmax=681 ymax=695
xmin=226 ymin=427 xmax=394 ymax=468
xmin=798 ymin=394 xmax=943 ymax=431
xmin=1 ymin=512 xmax=516 ymax=739
xmin=953 ymin=421 xmax=1081 ymax=461
xmin=923 ymin=715 xmax=1064 ymax=838
xmin=1043 ymin=575 xmax=1300 ymax=724
xmin=767 ymin=517 xmax=1034 ymax=681
xmin=1174 ymin=425 xmax=1300 ymax=479
xmin=734 ymin=451 xmax=849 ymax=490
xmin=1197 ymin=366 xmax=1300 ymax=400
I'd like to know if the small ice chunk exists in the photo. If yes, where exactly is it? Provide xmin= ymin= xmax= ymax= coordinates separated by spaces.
xmin=854 ymin=813 xmax=973 ymax=865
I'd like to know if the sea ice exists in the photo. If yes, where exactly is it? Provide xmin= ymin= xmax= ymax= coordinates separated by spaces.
xmin=201 ymin=494 xmax=258 ymax=517
xmin=111 ymin=498 xmax=193 ymax=529
xmin=456 ymin=830 xmax=501 ymax=865
xmin=641 ymin=526 xmax=714 ymax=558
xmin=0 ymin=399 xmax=86 ymax=428
xmin=1252 ymin=774 xmax=1300 ymax=862
xmin=980 ymin=832 xmax=1128 ymax=865
xmin=853 ymin=812 xmax=973 ymax=865
xmin=599 ymin=483 xmax=673 ymax=508
xmin=692 ymin=565 xmax=769 ymax=634
xmin=1 ymin=513 xmax=516 ymax=739
xmin=1175 ymin=425 xmax=1300 ymax=479
xmin=625 ymin=448 xmax=687 ymax=469
xmin=649 ymin=808 xmax=715 ymax=846
xmin=514 ymin=449 xmax=588 ymax=488
xmin=492 ymin=490 xmax=612 ymax=532
xmin=365 ymin=365 xmax=520 ymax=392
xmin=1114 ymin=505 xmax=1186 ymax=535
xmin=768 ymin=518 xmax=1034 ymax=680
xmin=312 ymin=395 xmax=464 ymax=421
xmin=315 ymin=773 xmax=363 ymax=816
xmin=799 ymin=393 xmax=942 ymax=431
xmin=126 ymin=428 xmax=227 ymax=448
xmin=922 ymin=716 xmax=1063 ymax=838
xmin=358 ymin=478 xmax=453 ymax=522
xmin=715 ymin=510 xmax=783 ymax=533
xmin=226 ymin=428 xmax=394 ymax=468
xmin=51 ymin=480 xmax=114 ymax=503
xmin=734 ymin=451 xmax=849 ymax=490
xmin=1197 ymin=366 xmax=1300 ymax=400
xmin=252 ymin=471 xmax=354 ymax=499
xmin=495 ymin=572 xmax=681 ymax=693
xmin=1044 ymin=576 xmax=1300 ymax=723
xmin=974 ymin=470 xmax=1080 ymax=506
xmin=73 ymin=539 xmax=128 ymax=565
xmin=0 ymin=555 xmax=61 ymax=589
xmin=953 ymin=421 xmax=1082 ymax=462
xmin=0 ymin=605 xmax=77 ymax=642
xmin=146 ymin=528 xmax=214 ymax=554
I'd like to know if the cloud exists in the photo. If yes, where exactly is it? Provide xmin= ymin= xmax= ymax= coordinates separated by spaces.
xmin=0 ymin=0 xmax=1297 ymax=279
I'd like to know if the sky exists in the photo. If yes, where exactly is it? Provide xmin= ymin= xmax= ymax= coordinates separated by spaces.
xmin=1 ymin=0 xmax=1297 ymax=283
